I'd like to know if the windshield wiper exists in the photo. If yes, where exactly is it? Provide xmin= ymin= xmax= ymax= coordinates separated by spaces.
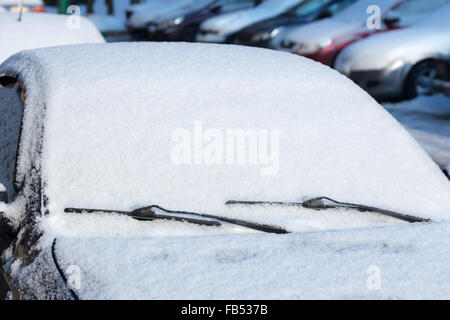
xmin=226 ymin=197 xmax=431 ymax=223
xmin=64 ymin=205 xmax=289 ymax=234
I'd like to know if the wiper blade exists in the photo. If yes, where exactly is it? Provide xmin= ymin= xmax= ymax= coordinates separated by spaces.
xmin=65 ymin=207 xmax=221 ymax=227
xmin=64 ymin=205 xmax=289 ymax=234
xmin=226 ymin=197 xmax=431 ymax=223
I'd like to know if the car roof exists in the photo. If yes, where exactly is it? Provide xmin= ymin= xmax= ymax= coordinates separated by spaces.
xmin=1 ymin=42 xmax=450 ymax=224
xmin=0 ymin=12 xmax=105 ymax=63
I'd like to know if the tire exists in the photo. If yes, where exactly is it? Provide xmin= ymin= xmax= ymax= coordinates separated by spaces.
xmin=179 ymin=25 xmax=199 ymax=42
xmin=404 ymin=60 xmax=437 ymax=99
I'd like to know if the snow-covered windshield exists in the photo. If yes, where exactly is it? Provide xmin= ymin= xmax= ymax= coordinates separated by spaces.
xmin=3 ymin=43 xmax=450 ymax=224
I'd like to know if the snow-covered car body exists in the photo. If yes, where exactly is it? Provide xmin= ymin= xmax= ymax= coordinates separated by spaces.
xmin=1 ymin=43 xmax=450 ymax=299
xmin=334 ymin=4 xmax=450 ymax=100
xmin=196 ymin=0 xmax=304 ymax=43
xmin=274 ymin=0 xmax=399 ymax=52
xmin=0 ymin=12 xmax=105 ymax=64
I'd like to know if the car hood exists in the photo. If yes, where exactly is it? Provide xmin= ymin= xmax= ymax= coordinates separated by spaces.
xmin=241 ymin=14 xmax=309 ymax=34
xmin=44 ymin=220 xmax=450 ymax=299
xmin=335 ymin=26 xmax=450 ymax=72
xmin=200 ymin=0 xmax=301 ymax=33
xmin=128 ymin=0 xmax=207 ymax=27
xmin=283 ymin=18 xmax=361 ymax=45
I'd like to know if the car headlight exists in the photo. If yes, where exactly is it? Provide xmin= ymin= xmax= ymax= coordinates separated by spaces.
xmin=159 ymin=16 xmax=185 ymax=29
xmin=294 ymin=39 xmax=333 ymax=55
xmin=251 ymin=27 xmax=284 ymax=43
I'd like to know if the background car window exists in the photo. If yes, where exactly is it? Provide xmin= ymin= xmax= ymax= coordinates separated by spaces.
xmin=0 ymin=84 xmax=23 ymax=202
xmin=291 ymin=0 xmax=333 ymax=16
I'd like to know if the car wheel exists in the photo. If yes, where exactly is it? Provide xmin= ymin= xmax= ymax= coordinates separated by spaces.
xmin=180 ymin=25 xmax=199 ymax=42
xmin=404 ymin=60 xmax=437 ymax=99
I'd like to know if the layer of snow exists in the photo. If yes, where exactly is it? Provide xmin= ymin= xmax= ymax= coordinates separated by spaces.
xmin=48 ymin=220 xmax=450 ymax=299
xmin=280 ymin=0 xmax=399 ymax=49
xmin=1 ymin=42 xmax=450 ymax=227
xmin=198 ymin=0 xmax=303 ymax=36
xmin=335 ymin=4 xmax=450 ymax=72
xmin=0 ymin=12 xmax=105 ymax=63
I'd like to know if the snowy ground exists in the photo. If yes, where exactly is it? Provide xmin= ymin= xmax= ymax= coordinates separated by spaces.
xmin=384 ymin=94 xmax=450 ymax=168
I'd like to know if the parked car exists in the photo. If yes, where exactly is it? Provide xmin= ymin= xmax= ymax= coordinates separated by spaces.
xmin=0 ymin=0 xmax=45 ymax=12
xmin=334 ymin=4 xmax=450 ymax=100
xmin=0 ymin=12 xmax=105 ymax=63
xmin=1 ymin=42 xmax=450 ymax=299
xmin=275 ymin=0 xmax=401 ymax=60
xmin=196 ymin=0 xmax=305 ymax=43
xmin=433 ymin=56 xmax=450 ymax=97
xmin=125 ymin=0 xmax=204 ymax=38
xmin=278 ymin=0 xmax=450 ymax=68
xmin=234 ymin=0 xmax=357 ymax=48
xmin=149 ymin=0 xmax=258 ymax=42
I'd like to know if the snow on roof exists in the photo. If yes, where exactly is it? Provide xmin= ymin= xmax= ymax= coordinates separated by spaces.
xmin=1 ymin=42 xmax=450 ymax=230
xmin=0 ymin=12 xmax=105 ymax=63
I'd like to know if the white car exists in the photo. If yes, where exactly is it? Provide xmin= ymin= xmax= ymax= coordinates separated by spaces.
xmin=1 ymin=42 xmax=450 ymax=299
xmin=334 ymin=2 xmax=450 ymax=100
xmin=196 ymin=0 xmax=305 ymax=43
xmin=274 ymin=0 xmax=399 ymax=52
xmin=0 ymin=12 xmax=105 ymax=63
xmin=125 ymin=0 xmax=204 ymax=35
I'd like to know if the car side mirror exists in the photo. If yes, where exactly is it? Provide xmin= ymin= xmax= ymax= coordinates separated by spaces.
xmin=0 ymin=183 xmax=7 ymax=203
xmin=383 ymin=16 xmax=400 ymax=27
xmin=444 ymin=166 xmax=450 ymax=180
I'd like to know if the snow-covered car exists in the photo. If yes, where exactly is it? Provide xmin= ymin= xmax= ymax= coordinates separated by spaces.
xmin=433 ymin=56 xmax=450 ymax=97
xmin=234 ymin=0 xmax=358 ymax=48
xmin=196 ymin=0 xmax=305 ymax=43
xmin=0 ymin=12 xmax=105 ymax=64
xmin=0 ymin=0 xmax=45 ymax=13
xmin=334 ymin=4 xmax=450 ymax=100
xmin=1 ymin=42 xmax=450 ymax=299
xmin=125 ymin=0 xmax=206 ymax=38
xmin=274 ymin=0 xmax=400 ymax=53
xmin=148 ymin=0 xmax=257 ymax=42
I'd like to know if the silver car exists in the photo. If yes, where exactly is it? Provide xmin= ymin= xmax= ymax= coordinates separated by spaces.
xmin=334 ymin=1 xmax=450 ymax=100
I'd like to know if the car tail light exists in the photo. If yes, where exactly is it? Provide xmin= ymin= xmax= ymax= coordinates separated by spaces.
xmin=32 ymin=6 xmax=46 ymax=13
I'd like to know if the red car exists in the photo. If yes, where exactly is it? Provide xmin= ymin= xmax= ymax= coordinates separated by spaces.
xmin=290 ymin=0 xmax=445 ymax=67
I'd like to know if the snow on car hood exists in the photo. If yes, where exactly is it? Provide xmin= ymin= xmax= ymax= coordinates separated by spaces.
xmin=335 ymin=5 xmax=450 ymax=72
xmin=282 ymin=0 xmax=399 ymax=45
xmin=50 ymin=220 xmax=450 ymax=299
xmin=0 ymin=12 xmax=104 ymax=63
xmin=2 ymin=42 xmax=450 ymax=228
xmin=200 ymin=0 xmax=302 ymax=33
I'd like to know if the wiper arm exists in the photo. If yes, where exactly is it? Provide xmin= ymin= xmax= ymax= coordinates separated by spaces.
xmin=226 ymin=197 xmax=431 ymax=223
xmin=64 ymin=205 xmax=289 ymax=234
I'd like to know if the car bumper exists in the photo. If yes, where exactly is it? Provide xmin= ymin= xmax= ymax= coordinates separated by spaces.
xmin=345 ymin=63 xmax=411 ymax=100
